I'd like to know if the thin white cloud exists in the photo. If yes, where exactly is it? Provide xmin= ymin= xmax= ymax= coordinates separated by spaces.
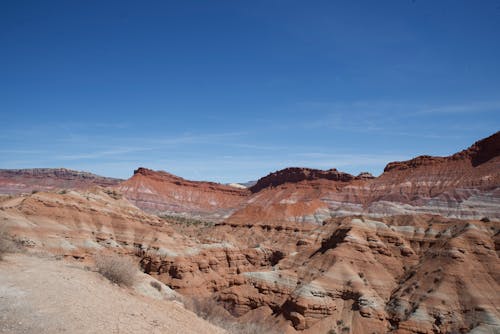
xmin=417 ymin=101 xmax=500 ymax=114
xmin=0 ymin=149 xmax=51 ymax=154
xmin=295 ymin=100 xmax=500 ymax=136
xmin=55 ymin=147 xmax=152 ymax=160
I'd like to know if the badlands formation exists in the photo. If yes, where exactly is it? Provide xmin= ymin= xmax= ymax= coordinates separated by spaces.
xmin=119 ymin=132 xmax=500 ymax=223
xmin=0 ymin=131 xmax=499 ymax=334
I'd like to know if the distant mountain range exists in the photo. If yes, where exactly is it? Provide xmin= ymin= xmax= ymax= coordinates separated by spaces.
xmin=1 ymin=131 xmax=499 ymax=221
xmin=1 ymin=131 xmax=499 ymax=333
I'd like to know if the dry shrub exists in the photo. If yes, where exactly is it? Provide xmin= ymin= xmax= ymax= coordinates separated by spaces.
xmin=185 ymin=297 xmax=229 ymax=321
xmin=185 ymin=297 xmax=279 ymax=334
xmin=103 ymin=189 xmax=122 ymax=200
xmin=94 ymin=253 xmax=137 ymax=286
xmin=222 ymin=322 xmax=280 ymax=334
xmin=0 ymin=226 xmax=18 ymax=260
xmin=150 ymin=280 xmax=162 ymax=292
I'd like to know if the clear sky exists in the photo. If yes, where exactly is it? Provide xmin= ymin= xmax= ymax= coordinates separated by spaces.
xmin=1 ymin=1 xmax=499 ymax=182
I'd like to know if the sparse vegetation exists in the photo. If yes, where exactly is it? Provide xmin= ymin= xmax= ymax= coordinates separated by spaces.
xmin=159 ymin=214 xmax=214 ymax=227
xmin=94 ymin=253 xmax=137 ymax=286
xmin=150 ymin=280 xmax=162 ymax=292
xmin=0 ymin=226 xmax=18 ymax=260
xmin=103 ymin=189 xmax=122 ymax=200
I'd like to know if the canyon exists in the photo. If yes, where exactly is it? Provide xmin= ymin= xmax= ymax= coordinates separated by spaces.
xmin=0 ymin=131 xmax=499 ymax=334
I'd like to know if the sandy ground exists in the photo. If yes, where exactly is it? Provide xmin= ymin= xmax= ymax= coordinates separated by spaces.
xmin=0 ymin=253 xmax=225 ymax=334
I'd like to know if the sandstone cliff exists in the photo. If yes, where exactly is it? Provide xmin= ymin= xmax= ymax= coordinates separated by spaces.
xmin=117 ymin=167 xmax=249 ymax=221
xmin=226 ymin=131 xmax=500 ymax=224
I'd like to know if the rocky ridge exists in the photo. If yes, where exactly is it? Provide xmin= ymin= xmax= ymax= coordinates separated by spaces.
xmin=117 ymin=167 xmax=249 ymax=221
xmin=249 ymin=167 xmax=374 ymax=193
xmin=0 ymin=168 xmax=122 ymax=194
xmin=225 ymin=132 xmax=500 ymax=224
xmin=113 ymin=132 xmax=500 ymax=222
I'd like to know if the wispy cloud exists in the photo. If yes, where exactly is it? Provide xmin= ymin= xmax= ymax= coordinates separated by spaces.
xmin=294 ymin=100 xmax=500 ymax=137
xmin=0 ymin=149 xmax=51 ymax=154
xmin=55 ymin=147 xmax=152 ymax=160
xmin=145 ymin=132 xmax=247 ymax=146
xmin=51 ymin=132 xmax=249 ymax=161
xmin=417 ymin=101 xmax=500 ymax=114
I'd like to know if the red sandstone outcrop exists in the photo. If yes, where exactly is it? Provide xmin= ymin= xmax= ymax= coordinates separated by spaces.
xmin=113 ymin=132 xmax=499 ymax=224
xmin=0 ymin=168 xmax=121 ymax=194
xmin=140 ymin=215 xmax=500 ymax=333
xmin=385 ymin=130 xmax=500 ymax=171
xmin=117 ymin=167 xmax=249 ymax=220
xmin=0 ymin=188 xmax=187 ymax=259
xmin=226 ymin=131 xmax=500 ymax=224
xmin=249 ymin=167 xmax=359 ymax=193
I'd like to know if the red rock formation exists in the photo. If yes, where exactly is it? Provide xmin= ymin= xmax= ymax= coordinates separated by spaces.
xmin=227 ymin=131 xmax=500 ymax=223
xmin=0 ymin=168 xmax=121 ymax=194
xmin=1 ymin=179 xmax=499 ymax=333
xmin=118 ymin=167 xmax=249 ymax=220
xmin=0 ymin=188 xmax=187 ymax=259
xmin=4 ymin=133 xmax=498 ymax=222
xmin=385 ymin=131 xmax=500 ymax=171
xmin=139 ymin=215 xmax=500 ymax=333
xmin=249 ymin=167 xmax=358 ymax=193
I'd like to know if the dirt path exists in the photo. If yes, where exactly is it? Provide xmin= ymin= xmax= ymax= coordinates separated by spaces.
xmin=0 ymin=254 xmax=225 ymax=334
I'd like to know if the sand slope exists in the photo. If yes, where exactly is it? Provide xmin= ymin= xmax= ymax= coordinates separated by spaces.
xmin=0 ymin=253 xmax=224 ymax=334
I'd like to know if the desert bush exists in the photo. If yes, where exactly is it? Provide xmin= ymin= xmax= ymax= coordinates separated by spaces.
xmin=185 ymin=297 xmax=229 ymax=321
xmin=94 ymin=253 xmax=137 ymax=286
xmin=0 ymin=226 xmax=18 ymax=260
xmin=159 ymin=214 xmax=214 ymax=227
xmin=103 ymin=189 xmax=122 ymax=200
xmin=150 ymin=280 xmax=162 ymax=292
xmin=223 ymin=322 xmax=280 ymax=334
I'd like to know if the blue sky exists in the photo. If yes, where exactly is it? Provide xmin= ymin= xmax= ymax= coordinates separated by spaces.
xmin=1 ymin=1 xmax=499 ymax=182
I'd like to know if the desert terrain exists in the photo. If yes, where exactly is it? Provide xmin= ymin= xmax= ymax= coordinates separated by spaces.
xmin=0 ymin=132 xmax=499 ymax=334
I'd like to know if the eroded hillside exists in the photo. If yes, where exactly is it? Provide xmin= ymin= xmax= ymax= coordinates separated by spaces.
xmin=1 ymin=189 xmax=499 ymax=333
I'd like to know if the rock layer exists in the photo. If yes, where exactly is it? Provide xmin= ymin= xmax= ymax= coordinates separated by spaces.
xmin=140 ymin=215 xmax=500 ymax=333
xmin=227 ymin=131 xmax=500 ymax=223
xmin=117 ymin=167 xmax=249 ymax=221
xmin=249 ymin=167 xmax=371 ymax=193
xmin=1 ymin=184 xmax=499 ymax=333
xmin=3 ymin=133 xmax=498 ymax=222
